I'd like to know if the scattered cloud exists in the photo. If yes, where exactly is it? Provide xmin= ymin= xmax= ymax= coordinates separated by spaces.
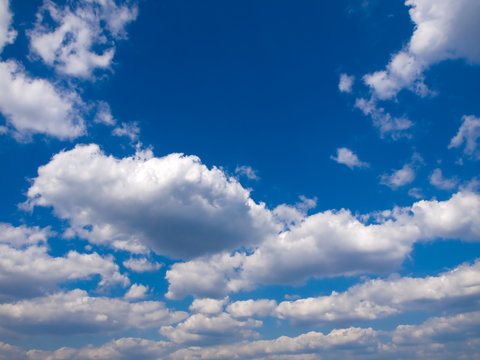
xmin=123 ymin=258 xmax=162 ymax=273
xmin=235 ymin=165 xmax=259 ymax=180
xmin=29 ymin=0 xmax=138 ymax=78
xmin=112 ymin=122 xmax=140 ymax=142
xmin=125 ymin=284 xmax=149 ymax=300
xmin=338 ymin=73 xmax=355 ymax=93
xmin=331 ymin=147 xmax=369 ymax=169
xmin=94 ymin=101 xmax=116 ymax=126
xmin=381 ymin=163 xmax=416 ymax=189
xmin=430 ymin=168 xmax=458 ymax=190
xmin=0 ymin=0 xmax=16 ymax=53
xmin=449 ymin=115 xmax=480 ymax=159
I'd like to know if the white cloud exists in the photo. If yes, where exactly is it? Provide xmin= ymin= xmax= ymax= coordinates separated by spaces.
xmin=331 ymin=147 xmax=369 ymax=169
xmin=189 ymin=297 xmax=229 ymax=315
xmin=380 ymin=163 xmax=416 ymax=189
xmin=0 ymin=0 xmax=16 ymax=53
xmin=227 ymin=299 xmax=277 ymax=318
xmin=0 ymin=223 xmax=129 ymax=302
xmin=0 ymin=290 xmax=187 ymax=336
xmin=449 ymin=115 xmax=480 ymax=159
xmin=94 ymin=101 xmax=116 ymax=126
xmin=355 ymin=97 xmax=413 ymax=139
xmin=364 ymin=0 xmax=480 ymax=99
xmin=430 ymin=168 xmax=458 ymax=190
xmin=29 ymin=0 xmax=138 ymax=78
xmin=112 ymin=122 xmax=140 ymax=142
xmin=235 ymin=165 xmax=259 ymax=180
xmin=123 ymin=257 xmax=162 ymax=273
xmin=166 ymin=191 xmax=480 ymax=298
xmin=25 ymin=144 xmax=279 ymax=259
xmin=159 ymin=312 xmax=262 ymax=345
xmin=338 ymin=73 xmax=355 ymax=93
xmin=0 ymin=60 xmax=85 ymax=140
xmin=276 ymin=260 xmax=480 ymax=325
xmin=125 ymin=284 xmax=149 ymax=300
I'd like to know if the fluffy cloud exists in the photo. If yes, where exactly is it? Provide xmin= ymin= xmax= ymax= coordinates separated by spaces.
xmin=25 ymin=144 xmax=278 ymax=259
xmin=380 ymin=163 xmax=416 ymax=189
xmin=364 ymin=0 xmax=480 ymax=99
xmin=0 ymin=223 xmax=128 ymax=302
xmin=125 ymin=284 xmax=149 ymax=299
xmin=159 ymin=312 xmax=262 ymax=345
xmin=429 ymin=168 xmax=458 ymax=190
xmin=0 ymin=60 xmax=85 ymax=140
xmin=0 ymin=0 xmax=16 ymax=53
xmin=355 ymin=97 xmax=413 ymax=139
xmin=189 ymin=297 xmax=229 ymax=315
xmin=449 ymin=115 xmax=480 ymax=159
xmin=0 ymin=290 xmax=186 ymax=336
xmin=331 ymin=147 xmax=369 ymax=169
xmin=123 ymin=257 xmax=162 ymax=273
xmin=112 ymin=121 xmax=140 ymax=142
xmin=276 ymin=260 xmax=480 ymax=325
xmin=235 ymin=165 xmax=259 ymax=180
xmin=29 ymin=0 xmax=138 ymax=78
xmin=227 ymin=299 xmax=277 ymax=318
xmin=338 ymin=73 xmax=355 ymax=93
xmin=166 ymin=191 xmax=480 ymax=298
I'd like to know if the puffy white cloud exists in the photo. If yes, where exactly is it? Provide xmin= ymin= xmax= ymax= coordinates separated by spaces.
xmin=355 ymin=97 xmax=413 ymax=139
xmin=0 ymin=0 xmax=16 ymax=53
xmin=338 ymin=73 xmax=355 ymax=93
xmin=166 ymin=191 xmax=480 ymax=298
xmin=0 ymin=60 xmax=85 ymax=140
xmin=94 ymin=101 xmax=116 ymax=126
xmin=276 ymin=260 xmax=480 ymax=325
xmin=380 ymin=163 xmax=416 ymax=189
xmin=430 ymin=168 xmax=458 ymax=190
xmin=0 ymin=223 xmax=129 ymax=302
xmin=189 ymin=297 xmax=229 ymax=315
xmin=331 ymin=147 xmax=369 ymax=169
xmin=0 ymin=290 xmax=187 ymax=336
xmin=227 ymin=299 xmax=277 ymax=318
xmin=159 ymin=312 xmax=262 ymax=345
xmin=29 ymin=0 xmax=138 ymax=78
xmin=25 ymin=144 xmax=279 ymax=259
xmin=235 ymin=165 xmax=259 ymax=180
xmin=449 ymin=115 xmax=480 ymax=159
xmin=125 ymin=284 xmax=149 ymax=300
xmin=123 ymin=257 xmax=162 ymax=273
xmin=364 ymin=0 xmax=480 ymax=99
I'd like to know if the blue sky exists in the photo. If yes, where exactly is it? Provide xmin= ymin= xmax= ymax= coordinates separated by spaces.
xmin=0 ymin=0 xmax=480 ymax=358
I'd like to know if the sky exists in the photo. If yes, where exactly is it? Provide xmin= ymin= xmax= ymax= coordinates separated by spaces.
xmin=0 ymin=0 xmax=479 ymax=359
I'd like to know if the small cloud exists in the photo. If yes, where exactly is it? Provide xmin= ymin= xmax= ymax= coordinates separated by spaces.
xmin=381 ymin=164 xmax=415 ymax=189
xmin=235 ymin=165 xmax=259 ymax=180
xmin=331 ymin=147 xmax=369 ymax=169
xmin=94 ymin=101 xmax=116 ymax=126
xmin=125 ymin=284 xmax=149 ymax=299
xmin=408 ymin=187 xmax=423 ymax=199
xmin=429 ymin=169 xmax=458 ymax=190
xmin=123 ymin=258 xmax=163 ymax=273
xmin=112 ymin=122 xmax=140 ymax=142
xmin=339 ymin=73 xmax=355 ymax=93
xmin=448 ymin=115 xmax=480 ymax=160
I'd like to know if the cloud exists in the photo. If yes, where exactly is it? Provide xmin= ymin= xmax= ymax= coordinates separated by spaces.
xmin=189 ymin=297 xmax=229 ymax=315
xmin=449 ymin=115 xmax=480 ymax=159
xmin=0 ymin=60 xmax=85 ymax=140
xmin=29 ymin=0 xmax=138 ymax=78
xmin=0 ymin=223 xmax=129 ymax=302
xmin=331 ymin=147 xmax=369 ymax=169
xmin=430 ymin=169 xmax=458 ymax=190
xmin=235 ymin=165 xmax=259 ymax=180
xmin=125 ymin=284 xmax=149 ymax=300
xmin=25 ymin=144 xmax=279 ymax=259
xmin=94 ymin=101 xmax=116 ymax=126
xmin=0 ymin=290 xmax=186 ymax=336
xmin=355 ymin=97 xmax=413 ymax=139
xmin=227 ymin=299 xmax=277 ymax=318
xmin=0 ymin=0 xmax=16 ymax=53
xmin=159 ymin=312 xmax=262 ymax=345
xmin=166 ymin=191 xmax=480 ymax=298
xmin=380 ymin=163 xmax=416 ymax=189
xmin=364 ymin=0 xmax=480 ymax=99
xmin=123 ymin=257 xmax=162 ymax=273
xmin=275 ymin=260 xmax=480 ymax=325
xmin=338 ymin=73 xmax=355 ymax=93
xmin=112 ymin=122 xmax=140 ymax=142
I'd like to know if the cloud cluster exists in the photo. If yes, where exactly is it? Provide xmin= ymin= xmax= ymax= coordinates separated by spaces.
xmin=449 ymin=115 xmax=480 ymax=160
xmin=166 ymin=191 xmax=480 ymax=298
xmin=0 ymin=223 xmax=128 ymax=302
xmin=25 ymin=144 xmax=279 ymax=259
xmin=364 ymin=0 xmax=480 ymax=99
xmin=29 ymin=0 xmax=138 ymax=78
